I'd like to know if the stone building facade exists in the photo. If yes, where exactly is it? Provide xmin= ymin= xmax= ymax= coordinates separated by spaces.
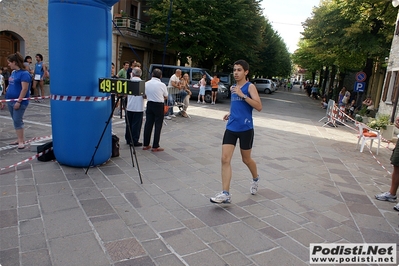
xmin=377 ymin=11 xmax=399 ymax=119
xmin=0 ymin=0 xmax=49 ymax=68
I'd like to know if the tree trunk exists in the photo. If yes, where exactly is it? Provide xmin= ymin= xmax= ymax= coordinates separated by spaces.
xmin=322 ymin=66 xmax=329 ymax=96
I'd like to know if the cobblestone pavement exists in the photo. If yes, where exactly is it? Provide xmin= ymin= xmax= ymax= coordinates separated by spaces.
xmin=1 ymin=86 xmax=398 ymax=266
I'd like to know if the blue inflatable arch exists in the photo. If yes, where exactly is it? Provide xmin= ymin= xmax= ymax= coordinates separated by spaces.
xmin=48 ymin=0 xmax=119 ymax=167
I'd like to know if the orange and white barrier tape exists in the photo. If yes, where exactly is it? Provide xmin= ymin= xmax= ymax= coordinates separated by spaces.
xmin=51 ymin=95 xmax=111 ymax=102
xmin=0 ymin=147 xmax=54 ymax=172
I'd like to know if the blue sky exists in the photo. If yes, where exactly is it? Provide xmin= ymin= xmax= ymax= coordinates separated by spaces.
xmin=260 ymin=0 xmax=321 ymax=53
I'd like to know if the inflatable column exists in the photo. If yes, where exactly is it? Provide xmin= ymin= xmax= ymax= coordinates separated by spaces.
xmin=48 ymin=0 xmax=119 ymax=167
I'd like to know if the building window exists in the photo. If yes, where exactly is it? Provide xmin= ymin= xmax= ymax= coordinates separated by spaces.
xmin=383 ymin=71 xmax=399 ymax=103
xmin=396 ymin=20 xmax=399 ymax=35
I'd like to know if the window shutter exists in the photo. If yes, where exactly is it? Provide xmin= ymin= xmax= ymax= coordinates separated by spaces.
xmin=392 ymin=72 xmax=399 ymax=103
xmin=382 ymin=71 xmax=392 ymax=102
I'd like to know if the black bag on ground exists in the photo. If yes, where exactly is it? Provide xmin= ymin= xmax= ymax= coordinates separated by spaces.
xmin=112 ymin=134 xmax=120 ymax=157
xmin=37 ymin=141 xmax=56 ymax=162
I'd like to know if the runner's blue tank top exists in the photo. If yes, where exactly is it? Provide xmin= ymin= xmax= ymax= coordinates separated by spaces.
xmin=226 ymin=82 xmax=253 ymax=132
xmin=34 ymin=62 xmax=44 ymax=77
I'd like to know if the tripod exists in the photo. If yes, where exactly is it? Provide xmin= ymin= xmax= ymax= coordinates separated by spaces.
xmin=85 ymin=95 xmax=143 ymax=184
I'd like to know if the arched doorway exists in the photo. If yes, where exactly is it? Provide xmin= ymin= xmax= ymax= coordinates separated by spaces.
xmin=0 ymin=31 xmax=20 ymax=67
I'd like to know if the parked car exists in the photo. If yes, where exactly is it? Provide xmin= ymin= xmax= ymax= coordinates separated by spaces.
xmin=252 ymin=78 xmax=276 ymax=94
xmin=216 ymin=72 xmax=234 ymax=98
xmin=149 ymin=64 xmax=229 ymax=103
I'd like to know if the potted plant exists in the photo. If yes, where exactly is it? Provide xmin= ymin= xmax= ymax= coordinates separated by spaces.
xmin=357 ymin=106 xmax=368 ymax=123
xmin=367 ymin=114 xmax=393 ymax=141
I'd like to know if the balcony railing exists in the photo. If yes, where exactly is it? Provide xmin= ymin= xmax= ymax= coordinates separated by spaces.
xmin=113 ymin=16 xmax=146 ymax=33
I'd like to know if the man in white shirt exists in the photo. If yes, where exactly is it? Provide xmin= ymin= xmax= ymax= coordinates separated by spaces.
xmin=143 ymin=68 xmax=168 ymax=152
xmin=165 ymin=69 xmax=182 ymax=119
xmin=125 ymin=67 xmax=144 ymax=146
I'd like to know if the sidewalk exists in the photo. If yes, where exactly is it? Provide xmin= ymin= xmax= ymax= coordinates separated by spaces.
xmin=1 ymin=86 xmax=398 ymax=266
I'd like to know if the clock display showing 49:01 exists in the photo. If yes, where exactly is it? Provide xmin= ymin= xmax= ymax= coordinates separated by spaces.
xmin=99 ymin=78 xmax=131 ymax=94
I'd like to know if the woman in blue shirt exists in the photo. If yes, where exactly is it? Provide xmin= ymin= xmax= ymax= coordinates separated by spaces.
xmin=210 ymin=60 xmax=262 ymax=204
xmin=5 ymin=52 xmax=31 ymax=149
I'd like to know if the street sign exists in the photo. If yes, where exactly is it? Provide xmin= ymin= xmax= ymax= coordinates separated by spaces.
xmin=355 ymin=71 xmax=367 ymax=82
xmin=354 ymin=82 xmax=366 ymax=92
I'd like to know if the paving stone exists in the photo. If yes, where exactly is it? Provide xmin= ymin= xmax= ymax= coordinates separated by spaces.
xmin=259 ymin=226 xmax=286 ymax=240
xmin=80 ymin=197 xmax=115 ymax=217
xmin=36 ymin=181 xmax=71 ymax=197
xmin=153 ymin=254 xmax=186 ymax=266
xmin=275 ymin=236 xmax=309 ymax=262
xmin=0 ymin=226 xmax=18 ymax=250
xmin=0 ymin=209 xmax=17 ymax=228
xmin=302 ymin=222 xmax=342 ymax=242
xmin=90 ymin=214 xmax=133 ymax=242
xmin=190 ymin=206 xmax=239 ymax=227
xmin=192 ymin=227 xmax=223 ymax=244
xmin=19 ymin=218 xmax=44 ymax=236
xmin=0 ymin=247 xmax=19 ymax=266
xmin=21 ymin=248 xmax=52 ymax=266
xmin=182 ymin=248 xmax=227 ymax=266
xmin=141 ymin=238 xmax=171 ymax=258
xmin=43 ymin=207 xmax=92 ymax=239
xmin=214 ymin=222 xmax=276 ymax=255
xmin=20 ymin=233 xmax=47 ymax=252
xmin=105 ymin=237 xmax=146 ymax=262
xmin=0 ymin=185 xmax=16 ymax=197
xmin=112 ymin=203 xmax=145 ymax=226
xmin=137 ymin=204 xmax=183 ymax=232
xmin=129 ymin=223 xmax=158 ymax=242
xmin=125 ymin=191 xmax=157 ymax=208
xmin=160 ymin=228 xmax=207 ymax=256
xmin=360 ymin=227 xmax=399 ymax=244
xmin=252 ymin=247 xmax=307 ymax=266
xmin=0 ymin=195 xmax=17 ymax=210
xmin=287 ymin=228 xmax=324 ymax=246
xmin=329 ymin=225 xmax=364 ymax=243
xmin=222 ymin=251 xmax=253 ymax=266
xmin=34 ymin=170 xmax=66 ymax=184
xmin=49 ymin=232 xmax=110 ymax=266
xmin=209 ymin=240 xmax=236 ymax=255
xmin=263 ymin=214 xmax=301 ymax=232
xmin=18 ymin=184 xmax=36 ymax=193
xmin=114 ymin=256 xmax=156 ymax=266
xmin=301 ymin=211 xmax=341 ymax=229
xmin=39 ymin=193 xmax=79 ymax=214
xmin=352 ymin=213 xmax=395 ymax=232
xmin=17 ymin=192 xmax=38 ymax=207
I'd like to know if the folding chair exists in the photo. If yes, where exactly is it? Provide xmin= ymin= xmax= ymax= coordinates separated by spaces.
xmin=356 ymin=122 xmax=381 ymax=155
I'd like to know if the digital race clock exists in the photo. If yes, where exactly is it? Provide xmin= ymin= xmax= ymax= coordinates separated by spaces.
xmin=98 ymin=78 xmax=145 ymax=96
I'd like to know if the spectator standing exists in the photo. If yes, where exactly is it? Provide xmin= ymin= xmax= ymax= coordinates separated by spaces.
xmin=211 ymin=74 xmax=219 ymax=104
xmin=0 ymin=68 xmax=4 ymax=110
xmin=142 ymin=68 xmax=168 ymax=152
xmin=23 ymin=56 xmax=34 ymax=95
xmin=375 ymin=116 xmax=399 ymax=211
xmin=126 ymin=59 xmax=136 ymax=79
xmin=3 ymin=66 xmax=10 ymax=91
xmin=198 ymin=73 xmax=206 ymax=104
xmin=125 ymin=67 xmax=144 ymax=147
xmin=166 ymin=69 xmax=182 ymax=119
xmin=116 ymin=61 xmax=129 ymax=79
xmin=210 ymin=59 xmax=262 ymax=204
xmin=32 ymin=53 xmax=48 ymax=98
xmin=179 ymin=73 xmax=191 ymax=117
xmin=5 ymin=52 xmax=31 ymax=149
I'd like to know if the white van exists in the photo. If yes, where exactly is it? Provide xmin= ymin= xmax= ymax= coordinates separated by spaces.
xmin=149 ymin=64 xmax=229 ymax=103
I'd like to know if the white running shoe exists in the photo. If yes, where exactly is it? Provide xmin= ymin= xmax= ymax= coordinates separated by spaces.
xmin=375 ymin=191 xmax=397 ymax=202
xmin=210 ymin=191 xmax=231 ymax=204
xmin=171 ymin=114 xmax=176 ymax=118
xmin=164 ymin=116 xmax=171 ymax=120
xmin=250 ymin=178 xmax=259 ymax=195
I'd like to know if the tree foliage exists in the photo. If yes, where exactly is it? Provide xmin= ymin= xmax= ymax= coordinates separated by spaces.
xmin=293 ymin=0 xmax=397 ymax=82
xmin=145 ymin=0 xmax=291 ymax=76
